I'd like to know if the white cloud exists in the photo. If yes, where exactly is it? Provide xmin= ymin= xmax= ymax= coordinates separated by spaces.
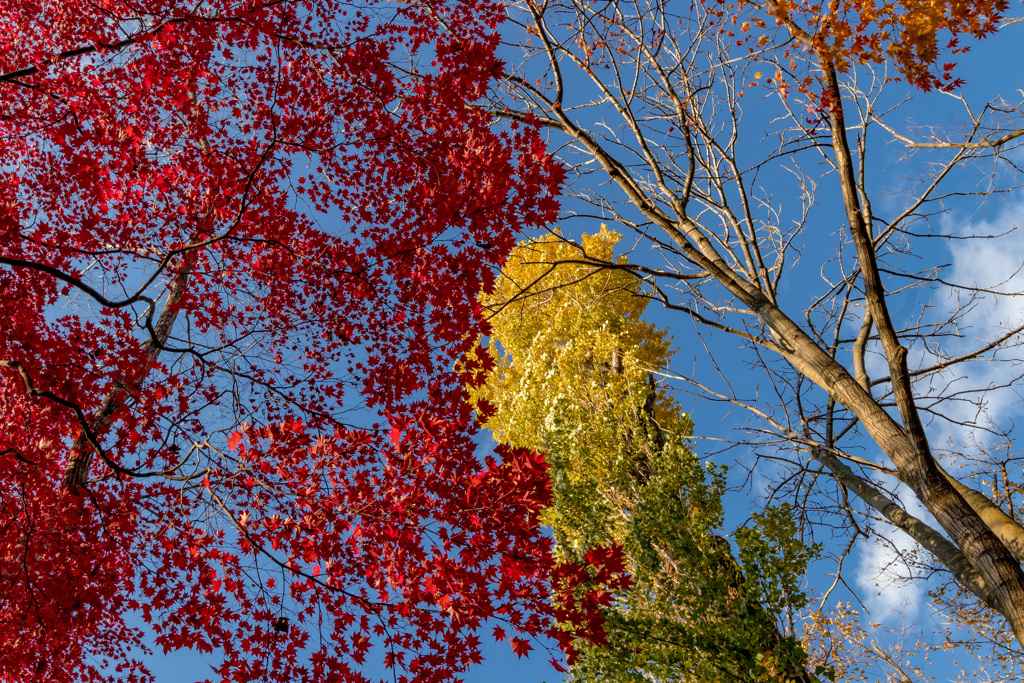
xmin=856 ymin=484 xmax=927 ymax=621
xmin=948 ymin=201 xmax=1024 ymax=333
xmin=912 ymin=197 xmax=1024 ymax=449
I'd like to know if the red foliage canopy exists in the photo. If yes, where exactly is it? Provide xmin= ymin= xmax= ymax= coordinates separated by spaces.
xmin=0 ymin=1 xmax=564 ymax=681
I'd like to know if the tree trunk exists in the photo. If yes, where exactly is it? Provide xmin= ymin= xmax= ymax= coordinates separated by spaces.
xmin=62 ymin=263 xmax=191 ymax=491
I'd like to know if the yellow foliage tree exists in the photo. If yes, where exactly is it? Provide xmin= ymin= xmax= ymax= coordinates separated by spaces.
xmin=467 ymin=229 xmax=821 ymax=683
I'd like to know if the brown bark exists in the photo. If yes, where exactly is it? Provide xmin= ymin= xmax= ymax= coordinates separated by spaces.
xmin=62 ymin=263 xmax=191 ymax=491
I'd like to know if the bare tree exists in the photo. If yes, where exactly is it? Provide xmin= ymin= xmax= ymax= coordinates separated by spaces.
xmin=490 ymin=0 xmax=1024 ymax=671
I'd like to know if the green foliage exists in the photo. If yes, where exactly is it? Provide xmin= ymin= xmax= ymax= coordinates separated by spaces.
xmin=471 ymin=230 xmax=819 ymax=682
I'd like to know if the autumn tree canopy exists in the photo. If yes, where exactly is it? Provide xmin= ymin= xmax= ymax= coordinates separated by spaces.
xmin=469 ymin=230 xmax=819 ymax=682
xmin=762 ymin=0 xmax=1006 ymax=91
xmin=0 ymin=1 xmax=564 ymax=681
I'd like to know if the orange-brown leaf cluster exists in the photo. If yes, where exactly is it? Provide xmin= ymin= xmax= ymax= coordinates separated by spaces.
xmin=763 ymin=0 xmax=1006 ymax=90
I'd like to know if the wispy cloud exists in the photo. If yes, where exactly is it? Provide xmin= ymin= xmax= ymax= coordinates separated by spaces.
xmin=913 ymin=196 xmax=1024 ymax=449
xmin=856 ymin=484 xmax=927 ymax=621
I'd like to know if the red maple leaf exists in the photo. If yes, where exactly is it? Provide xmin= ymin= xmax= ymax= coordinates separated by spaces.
xmin=510 ymin=637 xmax=533 ymax=658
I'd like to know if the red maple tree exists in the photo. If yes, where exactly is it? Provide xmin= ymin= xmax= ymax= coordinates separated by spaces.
xmin=0 ymin=1 xmax=564 ymax=681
